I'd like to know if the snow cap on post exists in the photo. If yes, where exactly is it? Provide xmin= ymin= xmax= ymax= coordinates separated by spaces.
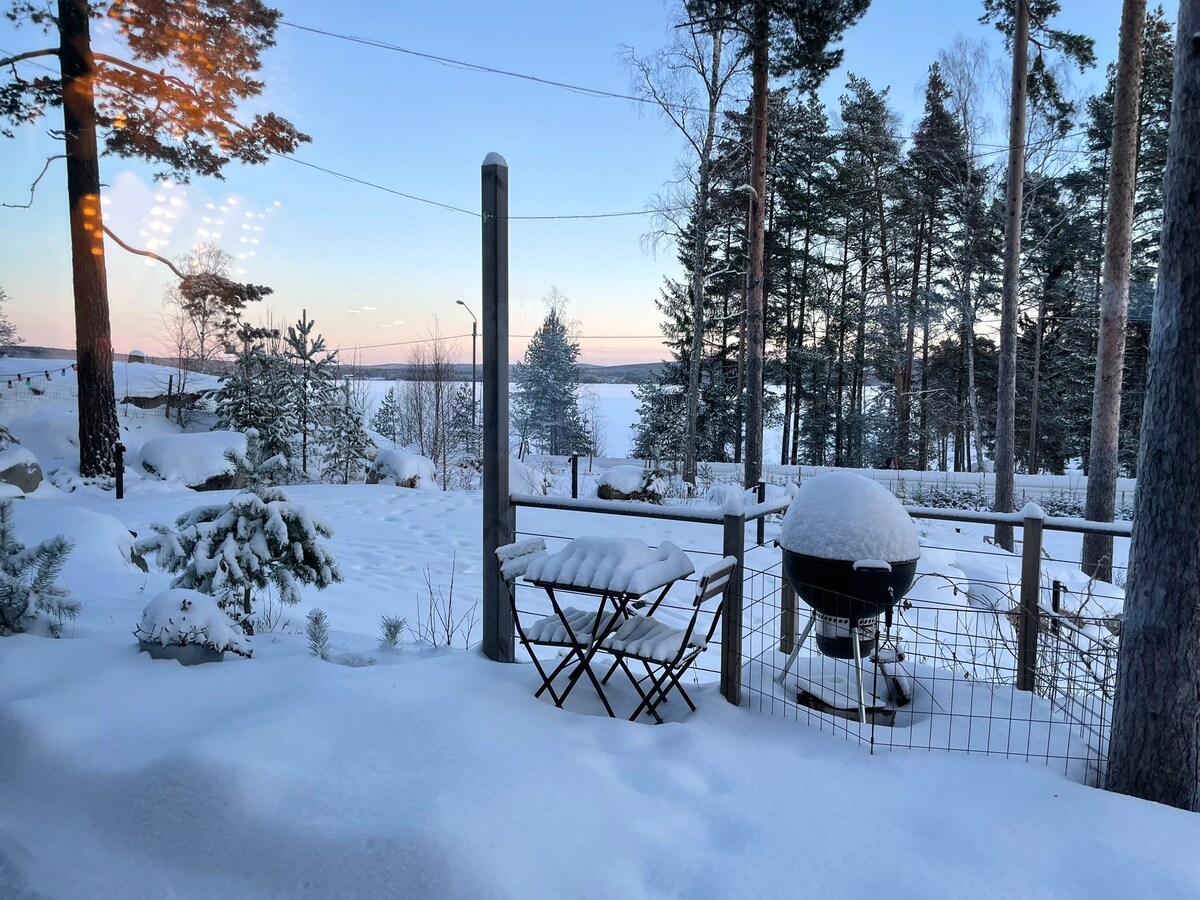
xmin=482 ymin=152 xmax=507 ymax=167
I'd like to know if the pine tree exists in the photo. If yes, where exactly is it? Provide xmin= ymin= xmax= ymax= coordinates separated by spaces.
xmin=512 ymin=291 xmax=587 ymax=456
xmin=285 ymin=315 xmax=339 ymax=475
xmin=1 ymin=0 xmax=308 ymax=478
xmin=136 ymin=433 xmax=342 ymax=635
xmin=321 ymin=382 xmax=375 ymax=484
xmin=215 ymin=326 xmax=296 ymax=478
xmin=370 ymin=384 xmax=403 ymax=445
xmin=446 ymin=384 xmax=481 ymax=465
xmin=0 ymin=500 xmax=79 ymax=636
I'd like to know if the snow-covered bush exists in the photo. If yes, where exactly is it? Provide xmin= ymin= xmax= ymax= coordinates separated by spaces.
xmin=366 ymin=448 xmax=439 ymax=489
xmin=509 ymin=456 xmax=551 ymax=495
xmin=136 ymin=467 xmax=342 ymax=635
xmin=134 ymin=589 xmax=251 ymax=658
xmin=0 ymin=500 xmax=78 ymax=636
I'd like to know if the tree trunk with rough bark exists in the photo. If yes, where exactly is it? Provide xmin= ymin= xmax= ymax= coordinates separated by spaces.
xmin=1106 ymin=0 xmax=1200 ymax=810
xmin=1082 ymin=0 xmax=1146 ymax=581
xmin=994 ymin=0 xmax=1030 ymax=549
xmin=743 ymin=0 xmax=768 ymax=489
xmin=59 ymin=0 xmax=119 ymax=479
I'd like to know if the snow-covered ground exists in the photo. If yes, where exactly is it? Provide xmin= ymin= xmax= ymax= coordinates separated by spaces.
xmin=0 ymin=368 xmax=1184 ymax=899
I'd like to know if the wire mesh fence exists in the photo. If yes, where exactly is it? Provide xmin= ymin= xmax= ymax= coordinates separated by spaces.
xmin=741 ymin=558 xmax=1118 ymax=785
xmin=507 ymin=498 xmax=1123 ymax=786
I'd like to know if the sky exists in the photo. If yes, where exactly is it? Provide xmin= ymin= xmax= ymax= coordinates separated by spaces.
xmin=0 ymin=0 xmax=1132 ymax=366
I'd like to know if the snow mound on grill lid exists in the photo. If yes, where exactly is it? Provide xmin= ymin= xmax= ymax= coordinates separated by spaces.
xmin=780 ymin=471 xmax=920 ymax=563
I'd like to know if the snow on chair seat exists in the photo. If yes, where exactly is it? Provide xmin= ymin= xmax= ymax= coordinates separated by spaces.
xmin=597 ymin=555 xmax=739 ymax=723
xmin=601 ymin=615 xmax=703 ymax=660
xmin=495 ymin=538 xmax=547 ymax=581
xmin=525 ymin=606 xmax=619 ymax=646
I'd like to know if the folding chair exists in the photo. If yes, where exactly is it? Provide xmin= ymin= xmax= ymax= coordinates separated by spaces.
xmin=496 ymin=538 xmax=623 ymax=715
xmin=598 ymin=555 xmax=738 ymax=723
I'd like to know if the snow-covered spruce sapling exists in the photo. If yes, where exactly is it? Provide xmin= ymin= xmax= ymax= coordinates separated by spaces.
xmin=378 ymin=614 xmax=406 ymax=651
xmin=0 ymin=499 xmax=79 ymax=637
xmin=136 ymin=438 xmax=342 ymax=635
xmin=306 ymin=608 xmax=331 ymax=660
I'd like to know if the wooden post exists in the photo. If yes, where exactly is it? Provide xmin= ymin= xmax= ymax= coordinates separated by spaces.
xmin=482 ymin=152 xmax=514 ymax=663
xmin=571 ymin=454 xmax=579 ymax=499
xmin=721 ymin=511 xmax=745 ymax=705
xmin=165 ymin=374 xmax=172 ymax=419
xmin=756 ymin=480 xmax=766 ymax=546
xmin=779 ymin=580 xmax=796 ymax=654
xmin=114 ymin=442 xmax=125 ymax=500
xmin=1016 ymin=507 xmax=1043 ymax=692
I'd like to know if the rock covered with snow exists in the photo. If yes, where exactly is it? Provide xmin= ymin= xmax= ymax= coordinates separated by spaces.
xmin=523 ymin=536 xmax=694 ymax=597
xmin=134 ymin=589 xmax=251 ymax=657
xmin=139 ymin=431 xmax=247 ymax=490
xmin=366 ymin=449 xmax=439 ymax=489
xmin=0 ymin=447 xmax=42 ymax=493
xmin=780 ymin=471 xmax=920 ymax=563
xmin=596 ymin=465 xmax=664 ymax=503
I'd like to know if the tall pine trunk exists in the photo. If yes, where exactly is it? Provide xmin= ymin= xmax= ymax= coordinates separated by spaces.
xmin=743 ymin=0 xmax=768 ymax=489
xmin=1106 ymin=1 xmax=1200 ymax=810
xmin=1082 ymin=0 xmax=1146 ymax=581
xmin=683 ymin=28 xmax=726 ymax=489
xmin=994 ymin=0 xmax=1030 ymax=548
xmin=60 ymin=0 xmax=119 ymax=479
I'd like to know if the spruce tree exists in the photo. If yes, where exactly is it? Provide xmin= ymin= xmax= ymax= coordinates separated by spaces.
xmin=512 ymin=292 xmax=587 ymax=456
xmin=321 ymin=382 xmax=375 ymax=484
xmin=0 ymin=500 xmax=79 ymax=636
xmin=284 ymin=315 xmax=339 ymax=476
xmin=215 ymin=326 xmax=296 ymax=478
xmin=136 ymin=432 xmax=342 ymax=635
xmin=369 ymin=384 xmax=403 ymax=446
xmin=446 ymin=384 xmax=481 ymax=465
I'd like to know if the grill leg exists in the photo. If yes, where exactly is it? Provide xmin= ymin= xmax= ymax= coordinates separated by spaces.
xmin=776 ymin=613 xmax=817 ymax=686
xmin=851 ymin=620 xmax=868 ymax=725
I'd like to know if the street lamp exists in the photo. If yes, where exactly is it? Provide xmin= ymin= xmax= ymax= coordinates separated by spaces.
xmin=456 ymin=300 xmax=478 ymax=429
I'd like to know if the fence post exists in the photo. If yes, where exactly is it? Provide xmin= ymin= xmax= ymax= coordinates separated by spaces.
xmin=481 ymin=152 xmax=514 ymax=663
xmin=755 ymin=480 xmax=766 ymax=546
xmin=114 ymin=442 xmax=125 ymax=500
xmin=571 ymin=454 xmax=579 ymax=499
xmin=1016 ymin=507 xmax=1044 ymax=692
xmin=721 ymin=511 xmax=745 ymax=705
xmin=165 ymin=374 xmax=172 ymax=420
xmin=779 ymin=581 xmax=796 ymax=654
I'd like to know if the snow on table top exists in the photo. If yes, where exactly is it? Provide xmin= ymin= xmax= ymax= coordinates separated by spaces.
xmin=781 ymin=470 xmax=920 ymax=563
xmin=523 ymin=536 xmax=694 ymax=597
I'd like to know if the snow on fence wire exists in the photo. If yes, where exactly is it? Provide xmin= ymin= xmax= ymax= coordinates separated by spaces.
xmin=507 ymin=492 xmax=1125 ymax=785
xmin=580 ymin=454 xmax=1136 ymax=519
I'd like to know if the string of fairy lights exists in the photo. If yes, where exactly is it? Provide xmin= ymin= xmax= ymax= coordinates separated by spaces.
xmin=3 ymin=363 xmax=78 ymax=391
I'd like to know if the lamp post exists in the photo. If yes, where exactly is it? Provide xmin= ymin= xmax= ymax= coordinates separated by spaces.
xmin=456 ymin=299 xmax=478 ymax=428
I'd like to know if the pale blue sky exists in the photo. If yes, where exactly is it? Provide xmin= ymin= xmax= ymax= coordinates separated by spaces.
xmin=0 ymin=0 xmax=1129 ymax=364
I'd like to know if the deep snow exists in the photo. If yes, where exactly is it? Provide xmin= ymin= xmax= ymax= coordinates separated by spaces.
xmin=0 ymin=383 xmax=1183 ymax=900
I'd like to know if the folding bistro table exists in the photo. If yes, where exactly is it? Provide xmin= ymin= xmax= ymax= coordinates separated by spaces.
xmin=516 ymin=536 xmax=695 ymax=717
